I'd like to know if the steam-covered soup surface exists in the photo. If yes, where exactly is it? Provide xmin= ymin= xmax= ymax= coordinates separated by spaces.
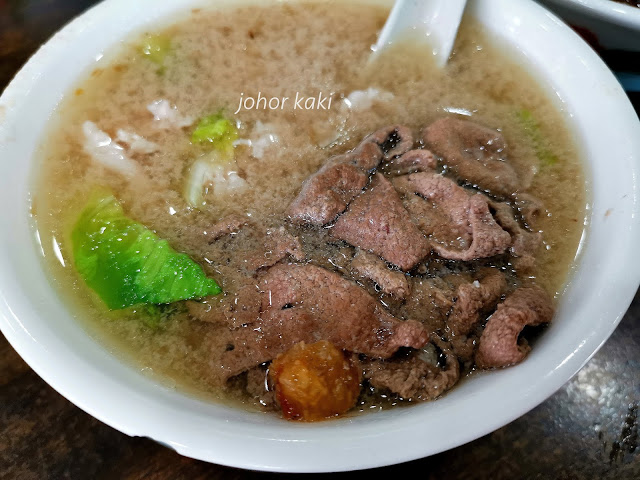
xmin=33 ymin=2 xmax=586 ymax=421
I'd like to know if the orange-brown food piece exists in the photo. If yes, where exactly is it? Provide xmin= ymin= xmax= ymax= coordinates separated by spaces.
xmin=269 ymin=340 xmax=361 ymax=421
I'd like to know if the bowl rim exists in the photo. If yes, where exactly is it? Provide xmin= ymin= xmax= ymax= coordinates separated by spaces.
xmin=544 ymin=0 xmax=640 ymax=29
xmin=1 ymin=0 xmax=640 ymax=473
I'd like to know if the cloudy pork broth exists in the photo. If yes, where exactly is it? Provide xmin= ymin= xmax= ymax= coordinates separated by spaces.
xmin=32 ymin=2 xmax=586 ymax=420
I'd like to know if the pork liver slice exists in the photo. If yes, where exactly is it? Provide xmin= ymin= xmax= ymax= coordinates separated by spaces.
xmin=219 ymin=264 xmax=429 ymax=378
xmin=476 ymin=285 xmax=554 ymax=369
xmin=423 ymin=117 xmax=520 ymax=196
xmin=394 ymin=172 xmax=511 ymax=261
xmin=331 ymin=173 xmax=430 ymax=271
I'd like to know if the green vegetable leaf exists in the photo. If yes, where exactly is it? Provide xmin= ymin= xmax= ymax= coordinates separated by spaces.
xmin=139 ymin=303 xmax=185 ymax=329
xmin=72 ymin=191 xmax=221 ymax=310
xmin=516 ymin=109 xmax=559 ymax=167
xmin=140 ymin=34 xmax=172 ymax=68
xmin=191 ymin=113 xmax=238 ymax=156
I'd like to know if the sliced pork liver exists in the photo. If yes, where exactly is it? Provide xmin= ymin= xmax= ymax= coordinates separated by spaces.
xmin=207 ymin=213 xmax=250 ymax=241
xmin=490 ymin=201 xmax=542 ymax=271
xmin=246 ymin=226 xmax=305 ymax=271
xmin=402 ymin=276 xmax=457 ymax=334
xmin=287 ymin=125 xmax=413 ymax=226
xmin=514 ymin=192 xmax=544 ymax=227
xmin=188 ymin=282 xmax=261 ymax=328
xmin=219 ymin=264 xmax=429 ymax=378
xmin=287 ymin=162 xmax=368 ymax=225
xmin=351 ymin=249 xmax=410 ymax=299
xmin=448 ymin=270 xmax=508 ymax=337
xmin=362 ymin=339 xmax=460 ymax=401
xmin=383 ymin=149 xmax=437 ymax=176
xmin=331 ymin=173 xmax=430 ymax=271
xmin=361 ymin=124 xmax=414 ymax=160
xmin=423 ymin=118 xmax=520 ymax=196
xmin=476 ymin=285 xmax=554 ymax=369
xmin=446 ymin=270 xmax=508 ymax=362
xmin=394 ymin=172 xmax=511 ymax=261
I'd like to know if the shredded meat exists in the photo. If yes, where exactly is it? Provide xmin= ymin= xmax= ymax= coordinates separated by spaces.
xmin=351 ymin=249 xmax=410 ymax=299
xmin=219 ymin=264 xmax=429 ymax=378
xmin=394 ymin=172 xmax=511 ymax=261
xmin=331 ymin=173 xmax=430 ymax=271
xmin=475 ymin=285 xmax=554 ymax=368
xmin=423 ymin=118 xmax=520 ymax=196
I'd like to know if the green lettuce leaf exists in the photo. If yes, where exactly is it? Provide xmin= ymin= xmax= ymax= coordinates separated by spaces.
xmin=185 ymin=112 xmax=239 ymax=207
xmin=191 ymin=113 xmax=238 ymax=156
xmin=140 ymin=34 xmax=172 ymax=65
xmin=72 ymin=192 xmax=221 ymax=309
xmin=516 ymin=109 xmax=558 ymax=167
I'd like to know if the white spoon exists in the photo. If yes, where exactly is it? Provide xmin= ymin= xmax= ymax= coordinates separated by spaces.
xmin=370 ymin=0 xmax=468 ymax=67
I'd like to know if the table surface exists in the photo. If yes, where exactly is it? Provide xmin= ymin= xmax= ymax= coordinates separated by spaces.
xmin=1 ymin=1 xmax=639 ymax=478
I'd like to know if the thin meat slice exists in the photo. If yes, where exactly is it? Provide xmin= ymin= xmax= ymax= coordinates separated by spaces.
xmin=402 ymin=276 xmax=457 ymax=334
xmin=351 ymin=249 xmax=410 ymax=299
xmin=328 ymin=125 xmax=413 ymax=169
xmin=448 ymin=270 xmax=507 ymax=336
xmin=446 ymin=270 xmax=508 ymax=362
xmin=394 ymin=172 xmax=511 ymax=261
xmin=246 ymin=226 xmax=305 ymax=271
xmin=326 ymin=140 xmax=383 ymax=171
xmin=331 ymin=173 xmax=430 ymax=271
xmin=490 ymin=201 xmax=542 ymax=271
xmin=395 ymin=173 xmax=472 ymax=248
xmin=423 ymin=118 xmax=520 ymax=196
xmin=219 ymin=264 xmax=429 ymax=378
xmin=361 ymin=124 xmax=414 ymax=160
xmin=362 ymin=339 xmax=460 ymax=401
xmin=287 ymin=162 xmax=368 ymax=225
xmin=287 ymin=125 xmax=413 ymax=226
xmin=476 ymin=285 xmax=554 ymax=369
xmin=384 ymin=149 xmax=437 ymax=176
xmin=437 ymin=195 xmax=512 ymax=261
xmin=514 ymin=192 xmax=544 ymax=228
xmin=208 ymin=220 xmax=306 ymax=274
xmin=188 ymin=282 xmax=261 ymax=328
xmin=208 ymin=214 xmax=250 ymax=241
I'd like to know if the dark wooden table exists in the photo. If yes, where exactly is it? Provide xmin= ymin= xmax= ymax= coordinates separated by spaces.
xmin=1 ymin=1 xmax=639 ymax=478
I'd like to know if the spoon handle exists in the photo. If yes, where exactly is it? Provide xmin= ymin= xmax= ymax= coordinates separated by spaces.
xmin=371 ymin=0 xmax=468 ymax=67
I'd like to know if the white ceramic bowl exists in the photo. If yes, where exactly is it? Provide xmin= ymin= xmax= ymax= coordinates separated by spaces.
xmin=541 ymin=0 xmax=640 ymax=50
xmin=1 ymin=0 xmax=640 ymax=473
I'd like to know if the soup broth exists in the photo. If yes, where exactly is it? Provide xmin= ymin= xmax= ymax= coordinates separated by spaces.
xmin=32 ymin=1 xmax=587 ymax=417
